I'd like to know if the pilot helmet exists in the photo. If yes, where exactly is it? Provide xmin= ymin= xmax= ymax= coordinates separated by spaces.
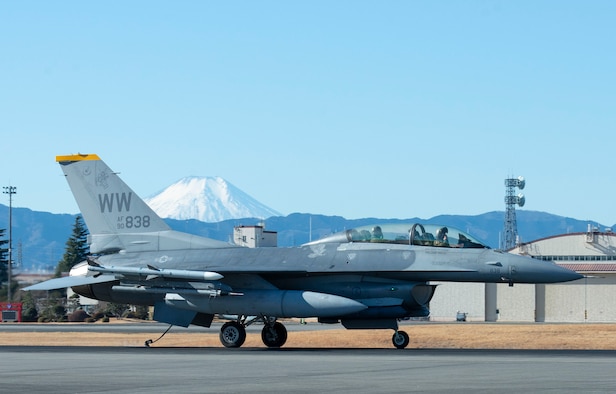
xmin=436 ymin=227 xmax=448 ymax=238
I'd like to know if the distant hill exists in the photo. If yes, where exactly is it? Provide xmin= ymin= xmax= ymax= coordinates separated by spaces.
xmin=0 ymin=204 xmax=611 ymax=273
xmin=0 ymin=206 xmax=76 ymax=272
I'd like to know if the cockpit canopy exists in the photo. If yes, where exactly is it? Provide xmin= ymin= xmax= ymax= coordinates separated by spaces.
xmin=305 ymin=223 xmax=488 ymax=249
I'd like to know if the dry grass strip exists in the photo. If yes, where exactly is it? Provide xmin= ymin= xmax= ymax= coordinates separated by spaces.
xmin=1 ymin=323 xmax=616 ymax=349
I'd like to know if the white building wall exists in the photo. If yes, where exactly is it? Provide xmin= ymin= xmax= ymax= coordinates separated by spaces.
xmin=430 ymin=282 xmax=538 ymax=322
xmin=429 ymin=282 xmax=485 ymax=321
xmin=496 ymin=283 xmax=535 ymax=321
xmin=544 ymin=276 xmax=616 ymax=322
xmin=429 ymin=277 xmax=616 ymax=323
xmin=545 ymin=281 xmax=585 ymax=322
xmin=586 ymin=282 xmax=616 ymax=322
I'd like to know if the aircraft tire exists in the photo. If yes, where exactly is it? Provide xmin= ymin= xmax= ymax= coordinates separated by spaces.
xmin=261 ymin=322 xmax=288 ymax=348
xmin=392 ymin=330 xmax=410 ymax=349
xmin=220 ymin=321 xmax=247 ymax=348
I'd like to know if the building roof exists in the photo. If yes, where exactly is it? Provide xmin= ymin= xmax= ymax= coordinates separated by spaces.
xmin=509 ymin=229 xmax=616 ymax=273
xmin=511 ymin=231 xmax=616 ymax=257
xmin=558 ymin=264 xmax=616 ymax=273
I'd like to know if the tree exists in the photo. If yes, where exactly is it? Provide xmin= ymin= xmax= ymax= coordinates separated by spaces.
xmin=21 ymin=291 xmax=39 ymax=322
xmin=38 ymin=297 xmax=67 ymax=322
xmin=102 ymin=302 xmax=130 ymax=318
xmin=55 ymin=216 xmax=89 ymax=277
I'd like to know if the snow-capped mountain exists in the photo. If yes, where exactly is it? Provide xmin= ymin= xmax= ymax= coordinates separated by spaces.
xmin=144 ymin=176 xmax=281 ymax=222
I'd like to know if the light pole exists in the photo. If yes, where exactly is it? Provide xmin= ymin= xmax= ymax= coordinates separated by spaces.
xmin=3 ymin=186 xmax=16 ymax=303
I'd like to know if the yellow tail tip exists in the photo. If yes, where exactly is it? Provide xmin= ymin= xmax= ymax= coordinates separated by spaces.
xmin=56 ymin=153 xmax=101 ymax=163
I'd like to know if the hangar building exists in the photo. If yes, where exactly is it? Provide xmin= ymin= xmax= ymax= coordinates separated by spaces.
xmin=429 ymin=225 xmax=616 ymax=322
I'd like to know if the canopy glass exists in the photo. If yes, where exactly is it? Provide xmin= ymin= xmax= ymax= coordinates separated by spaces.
xmin=309 ymin=223 xmax=488 ymax=249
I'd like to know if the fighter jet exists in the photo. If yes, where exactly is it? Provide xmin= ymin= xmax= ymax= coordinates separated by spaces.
xmin=25 ymin=154 xmax=582 ymax=349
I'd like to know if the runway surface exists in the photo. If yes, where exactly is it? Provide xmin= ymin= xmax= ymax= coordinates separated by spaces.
xmin=1 ymin=346 xmax=615 ymax=393
xmin=1 ymin=323 xmax=615 ymax=392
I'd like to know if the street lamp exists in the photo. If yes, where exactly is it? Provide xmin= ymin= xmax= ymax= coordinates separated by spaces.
xmin=3 ymin=186 xmax=16 ymax=303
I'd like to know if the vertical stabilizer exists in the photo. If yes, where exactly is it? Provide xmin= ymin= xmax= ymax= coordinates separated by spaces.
xmin=57 ymin=154 xmax=236 ymax=253
xmin=57 ymin=154 xmax=171 ymax=253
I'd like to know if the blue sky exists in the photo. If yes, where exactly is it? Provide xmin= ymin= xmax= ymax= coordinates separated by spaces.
xmin=1 ymin=1 xmax=615 ymax=225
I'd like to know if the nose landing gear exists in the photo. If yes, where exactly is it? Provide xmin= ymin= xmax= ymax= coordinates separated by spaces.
xmin=392 ymin=330 xmax=410 ymax=349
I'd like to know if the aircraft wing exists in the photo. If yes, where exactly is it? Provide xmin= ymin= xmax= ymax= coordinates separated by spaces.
xmin=22 ymin=274 xmax=119 ymax=291
xmin=23 ymin=261 xmax=225 ymax=292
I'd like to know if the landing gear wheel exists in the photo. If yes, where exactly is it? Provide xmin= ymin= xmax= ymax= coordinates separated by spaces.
xmin=392 ymin=330 xmax=409 ymax=349
xmin=261 ymin=322 xmax=288 ymax=348
xmin=220 ymin=322 xmax=247 ymax=348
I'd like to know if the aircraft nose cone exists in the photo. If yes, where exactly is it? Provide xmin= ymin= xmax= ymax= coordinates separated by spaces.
xmin=508 ymin=254 xmax=584 ymax=283
xmin=529 ymin=260 xmax=584 ymax=283
xmin=551 ymin=264 xmax=584 ymax=282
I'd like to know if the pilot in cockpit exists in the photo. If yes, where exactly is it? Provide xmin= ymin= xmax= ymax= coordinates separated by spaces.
xmin=360 ymin=230 xmax=372 ymax=241
xmin=434 ymin=227 xmax=449 ymax=247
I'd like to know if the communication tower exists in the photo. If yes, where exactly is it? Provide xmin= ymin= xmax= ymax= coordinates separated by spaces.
xmin=503 ymin=176 xmax=525 ymax=250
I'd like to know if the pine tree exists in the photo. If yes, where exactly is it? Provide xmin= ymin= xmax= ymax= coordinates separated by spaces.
xmin=55 ymin=216 xmax=90 ymax=277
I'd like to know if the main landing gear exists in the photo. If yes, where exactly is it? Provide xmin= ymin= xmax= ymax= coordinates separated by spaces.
xmin=219 ymin=321 xmax=246 ymax=348
xmin=219 ymin=316 xmax=288 ymax=348
xmin=261 ymin=321 xmax=288 ymax=348
xmin=219 ymin=318 xmax=409 ymax=349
